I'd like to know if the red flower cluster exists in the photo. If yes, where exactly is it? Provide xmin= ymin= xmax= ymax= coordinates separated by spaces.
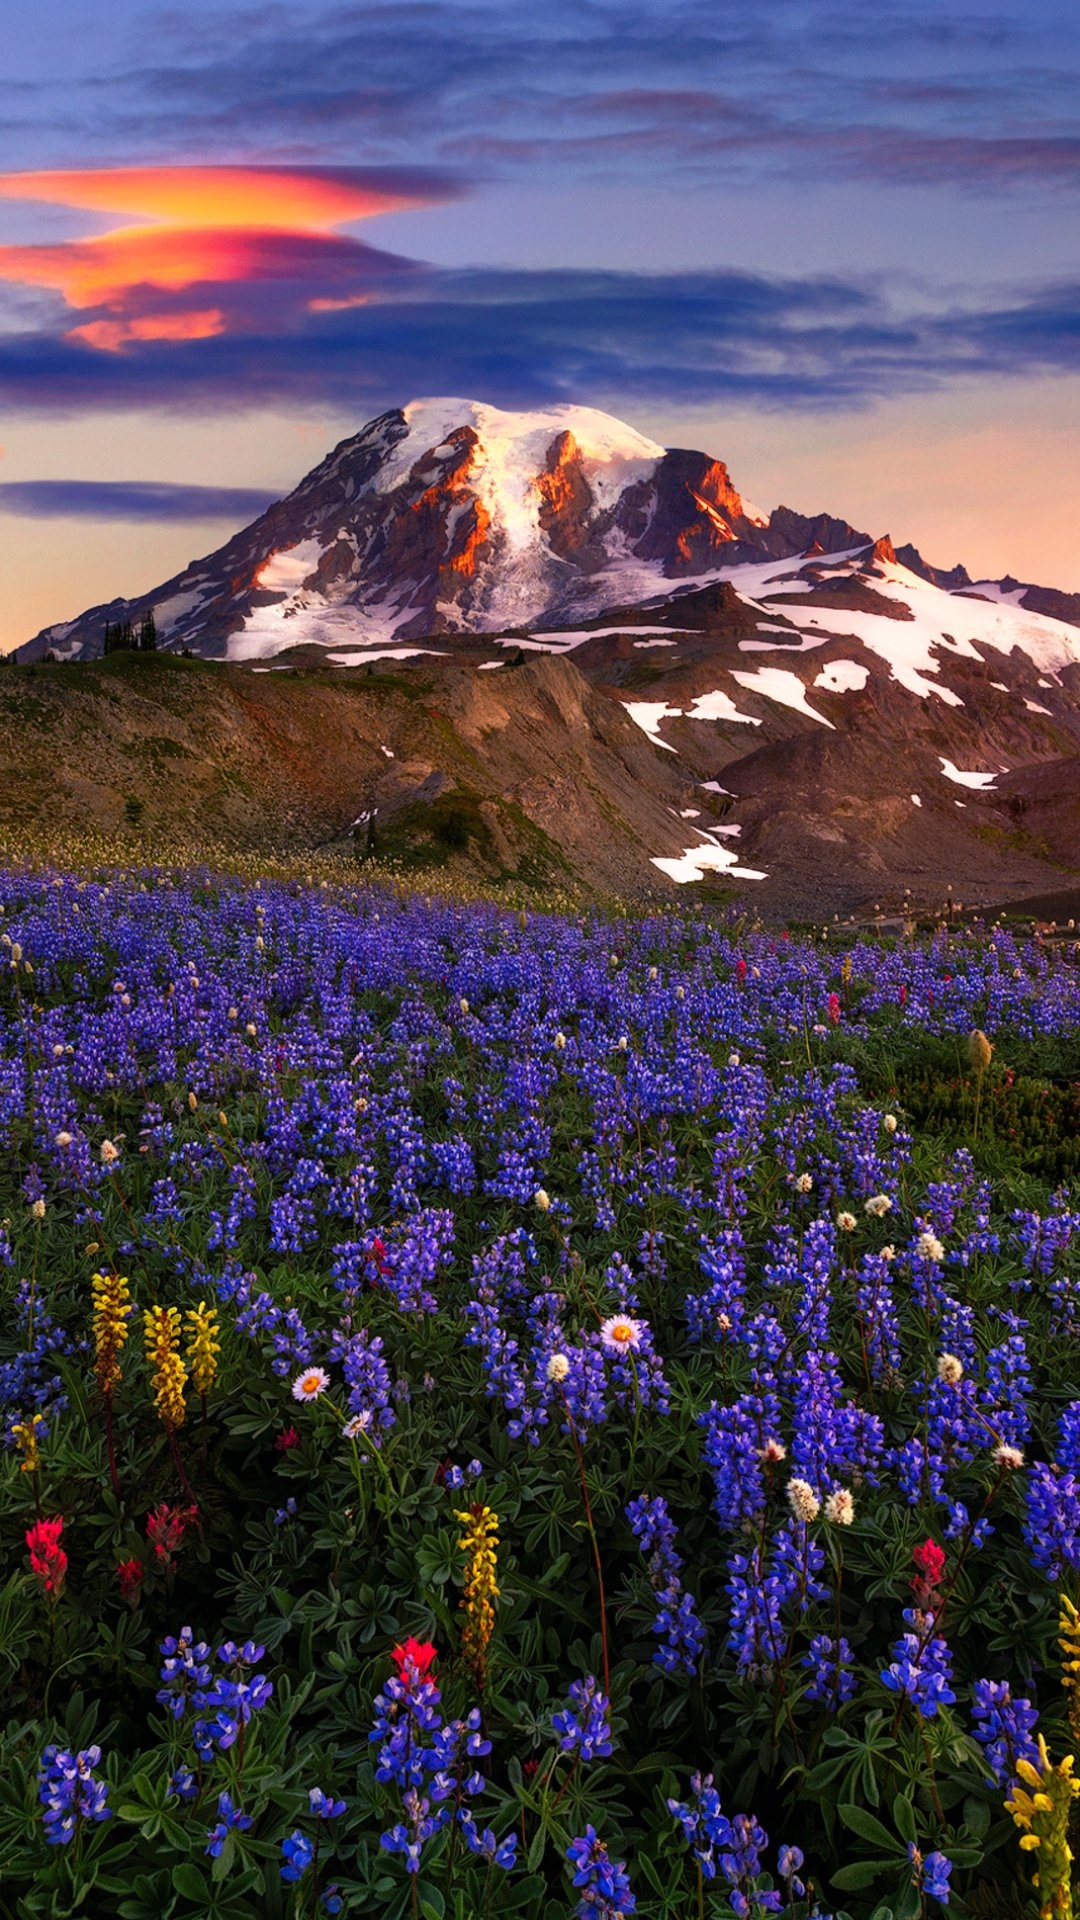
xmin=912 ymin=1537 xmax=946 ymax=1608
xmin=391 ymin=1636 xmax=436 ymax=1679
xmin=146 ymin=1502 xmax=198 ymax=1567
xmin=368 ymin=1236 xmax=393 ymax=1287
xmin=116 ymin=1557 xmax=144 ymax=1606
xmin=274 ymin=1426 xmax=301 ymax=1453
xmin=826 ymin=993 xmax=841 ymax=1025
xmin=26 ymin=1516 xmax=67 ymax=1599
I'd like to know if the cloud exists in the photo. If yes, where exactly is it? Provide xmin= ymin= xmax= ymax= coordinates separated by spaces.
xmin=0 ymin=164 xmax=455 ymax=348
xmin=43 ymin=0 xmax=1076 ymax=200
xmin=0 ymin=478 xmax=278 ymax=520
xmin=0 ymin=164 xmax=458 ymax=228
xmin=0 ymin=256 xmax=1075 ymax=420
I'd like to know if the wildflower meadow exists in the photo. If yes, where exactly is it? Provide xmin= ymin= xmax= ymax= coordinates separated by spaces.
xmin=3 ymin=866 xmax=1080 ymax=1919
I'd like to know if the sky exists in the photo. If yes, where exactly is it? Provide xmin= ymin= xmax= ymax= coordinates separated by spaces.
xmin=1 ymin=0 xmax=1078 ymax=649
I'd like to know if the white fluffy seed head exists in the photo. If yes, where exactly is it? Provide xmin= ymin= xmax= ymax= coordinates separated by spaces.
xmin=824 ymin=1489 xmax=855 ymax=1526
xmin=787 ymin=1478 xmax=821 ymax=1523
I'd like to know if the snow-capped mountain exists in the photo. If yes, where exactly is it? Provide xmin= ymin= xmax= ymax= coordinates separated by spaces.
xmin=14 ymin=397 xmax=806 ymax=662
xmin=19 ymin=396 xmax=1080 ymax=677
xmin=13 ymin=398 xmax=1080 ymax=913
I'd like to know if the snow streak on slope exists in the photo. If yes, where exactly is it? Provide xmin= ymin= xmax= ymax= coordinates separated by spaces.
xmin=734 ymin=556 xmax=1080 ymax=702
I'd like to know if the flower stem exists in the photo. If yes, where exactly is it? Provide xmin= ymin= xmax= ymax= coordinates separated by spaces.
xmin=561 ymin=1395 xmax=610 ymax=1696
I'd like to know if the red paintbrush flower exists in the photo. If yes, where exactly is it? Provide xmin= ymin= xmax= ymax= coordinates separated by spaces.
xmin=116 ymin=1557 xmax=144 ymax=1606
xmin=912 ymin=1537 xmax=946 ymax=1609
xmin=27 ymin=1515 xmax=68 ymax=1599
xmin=391 ymin=1636 xmax=437 ymax=1679
xmin=274 ymin=1426 xmax=301 ymax=1453
xmin=146 ymin=1501 xmax=198 ymax=1566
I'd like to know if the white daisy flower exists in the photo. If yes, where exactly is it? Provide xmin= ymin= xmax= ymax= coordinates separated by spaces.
xmin=292 ymin=1366 xmax=331 ymax=1403
xmin=599 ymin=1314 xmax=643 ymax=1355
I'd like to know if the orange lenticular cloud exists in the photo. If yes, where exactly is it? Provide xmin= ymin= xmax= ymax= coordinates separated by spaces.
xmin=0 ymin=164 xmax=448 ymax=351
xmin=0 ymin=225 xmax=381 ymax=307
xmin=0 ymin=165 xmax=430 ymax=231
xmin=67 ymin=310 xmax=227 ymax=351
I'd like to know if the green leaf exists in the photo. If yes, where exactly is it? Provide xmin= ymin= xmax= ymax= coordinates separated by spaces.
xmin=170 ymin=1862 xmax=209 ymax=1901
xmin=891 ymin=1793 xmax=917 ymax=1845
xmin=838 ymin=1804 xmax=901 ymax=1854
xmin=832 ymin=1860 xmax=896 ymax=1891
xmin=961 ymin=1794 xmax=991 ymax=1841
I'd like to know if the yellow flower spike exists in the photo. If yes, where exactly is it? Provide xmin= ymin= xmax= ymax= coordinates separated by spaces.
xmin=455 ymin=1503 xmax=500 ymax=1692
xmin=91 ymin=1269 xmax=132 ymax=1398
xmin=10 ymin=1412 xmax=46 ymax=1474
xmin=184 ymin=1301 xmax=221 ymax=1399
xmin=1060 ymin=1595 xmax=1080 ymax=1745
xmin=143 ymin=1305 xmax=188 ymax=1429
xmin=1006 ymin=1733 xmax=1079 ymax=1919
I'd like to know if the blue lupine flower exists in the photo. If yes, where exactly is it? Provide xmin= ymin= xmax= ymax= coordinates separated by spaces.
xmin=458 ymin=1810 xmax=518 ymax=1867
xmin=566 ymin=1826 xmax=636 ymax=1917
xmin=552 ymin=1674 xmax=613 ymax=1763
xmin=626 ymin=1494 xmax=707 ymax=1673
xmin=281 ymin=1830 xmax=315 ymax=1881
xmin=309 ymin=1787 xmax=347 ymax=1820
xmin=910 ymin=1843 xmax=952 ymax=1905
xmin=205 ymin=1792 xmax=252 ymax=1857
xmin=37 ymin=1745 xmax=111 ymax=1846
xmin=880 ymin=1614 xmax=956 ymax=1718
xmin=970 ymin=1678 xmax=1040 ymax=1787
xmin=802 ymin=1634 xmax=857 ymax=1709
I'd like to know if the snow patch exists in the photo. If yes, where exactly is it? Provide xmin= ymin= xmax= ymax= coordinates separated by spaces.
xmin=154 ymin=585 xmax=210 ymax=632
xmin=625 ymin=701 xmax=681 ymax=750
xmin=325 ymin=648 xmax=439 ymax=665
xmin=731 ymin=668 xmax=835 ymax=728
xmin=939 ymin=758 xmax=999 ymax=790
xmin=814 ymin=660 xmax=869 ymax=693
xmin=255 ymin=539 xmax=325 ymax=592
xmin=652 ymin=843 xmax=767 ymax=883
xmin=684 ymin=690 xmax=761 ymax=726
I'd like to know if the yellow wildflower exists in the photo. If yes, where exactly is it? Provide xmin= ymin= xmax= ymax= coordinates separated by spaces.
xmin=1005 ymin=1733 xmax=1079 ymax=1918
xmin=184 ymin=1301 xmax=221 ymax=1398
xmin=144 ymin=1306 xmax=188 ymax=1429
xmin=1060 ymin=1595 xmax=1080 ymax=1747
xmin=10 ymin=1412 xmax=46 ymax=1473
xmin=456 ymin=1504 xmax=500 ymax=1689
xmin=91 ymin=1269 xmax=132 ymax=1397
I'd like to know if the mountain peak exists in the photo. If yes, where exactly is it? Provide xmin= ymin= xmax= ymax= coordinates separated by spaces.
xmin=16 ymin=398 xmax=1080 ymax=667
